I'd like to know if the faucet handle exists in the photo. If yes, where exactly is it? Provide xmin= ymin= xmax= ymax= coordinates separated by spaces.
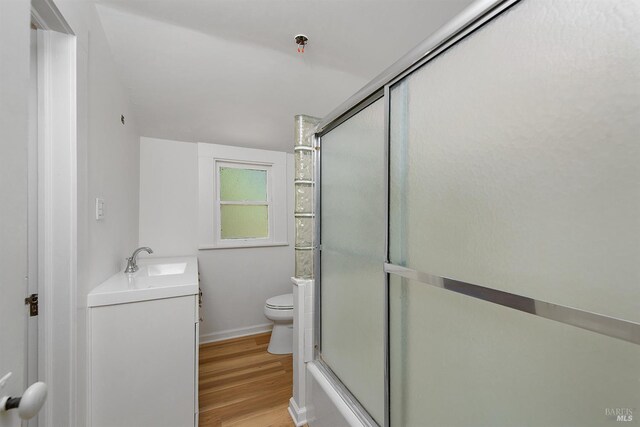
xmin=124 ymin=247 xmax=152 ymax=274
xmin=124 ymin=256 xmax=137 ymax=274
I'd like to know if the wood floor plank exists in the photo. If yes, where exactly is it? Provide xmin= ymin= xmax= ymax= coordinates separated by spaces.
xmin=200 ymin=352 xmax=290 ymax=376
xmin=223 ymin=404 xmax=294 ymax=427
xmin=199 ymin=340 xmax=270 ymax=362
xmin=201 ymin=369 xmax=290 ymax=395
xmin=199 ymin=333 xmax=304 ymax=427
xmin=200 ymin=362 xmax=285 ymax=390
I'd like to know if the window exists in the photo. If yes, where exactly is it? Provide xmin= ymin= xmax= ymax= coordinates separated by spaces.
xmin=198 ymin=143 xmax=289 ymax=249
xmin=218 ymin=164 xmax=270 ymax=240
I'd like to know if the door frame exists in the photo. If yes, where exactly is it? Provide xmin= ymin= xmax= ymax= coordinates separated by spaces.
xmin=31 ymin=1 xmax=77 ymax=426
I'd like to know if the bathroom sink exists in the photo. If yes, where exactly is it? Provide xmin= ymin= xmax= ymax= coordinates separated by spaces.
xmin=147 ymin=262 xmax=187 ymax=276
xmin=87 ymin=256 xmax=198 ymax=307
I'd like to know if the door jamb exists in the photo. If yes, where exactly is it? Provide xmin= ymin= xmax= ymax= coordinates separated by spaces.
xmin=31 ymin=1 xmax=76 ymax=426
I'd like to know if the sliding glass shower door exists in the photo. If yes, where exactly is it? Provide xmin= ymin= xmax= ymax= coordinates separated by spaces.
xmin=316 ymin=1 xmax=640 ymax=426
xmin=319 ymin=99 xmax=386 ymax=425
xmin=388 ymin=0 xmax=640 ymax=425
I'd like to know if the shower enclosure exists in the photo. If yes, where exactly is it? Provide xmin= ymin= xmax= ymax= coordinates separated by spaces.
xmin=308 ymin=0 xmax=640 ymax=426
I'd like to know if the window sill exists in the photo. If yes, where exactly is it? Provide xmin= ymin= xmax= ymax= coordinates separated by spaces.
xmin=198 ymin=242 xmax=290 ymax=250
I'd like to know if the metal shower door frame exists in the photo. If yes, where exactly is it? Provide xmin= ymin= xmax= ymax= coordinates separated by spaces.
xmin=312 ymin=1 xmax=524 ymax=426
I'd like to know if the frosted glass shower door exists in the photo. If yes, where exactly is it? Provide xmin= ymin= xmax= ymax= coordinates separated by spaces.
xmin=389 ymin=0 xmax=640 ymax=426
xmin=320 ymin=99 xmax=385 ymax=424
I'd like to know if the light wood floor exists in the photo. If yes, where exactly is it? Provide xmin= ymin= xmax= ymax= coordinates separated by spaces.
xmin=199 ymin=332 xmax=300 ymax=427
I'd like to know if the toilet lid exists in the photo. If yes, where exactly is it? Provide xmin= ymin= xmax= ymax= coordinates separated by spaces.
xmin=266 ymin=293 xmax=293 ymax=309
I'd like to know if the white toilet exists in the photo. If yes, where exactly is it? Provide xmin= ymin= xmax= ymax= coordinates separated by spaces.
xmin=264 ymin=293 xmax=294 ymax=354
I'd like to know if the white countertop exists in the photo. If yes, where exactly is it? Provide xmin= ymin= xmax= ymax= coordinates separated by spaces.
xmin=87 ymin=256 xmax=199 ymax=307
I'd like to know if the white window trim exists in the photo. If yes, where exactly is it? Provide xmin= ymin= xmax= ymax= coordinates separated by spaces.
xmin=198 ymin=143 xmax=289 ymax=249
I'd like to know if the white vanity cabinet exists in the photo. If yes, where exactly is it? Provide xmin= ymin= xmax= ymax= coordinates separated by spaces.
xmin=87 ymin=256 xmax=199 ymax=427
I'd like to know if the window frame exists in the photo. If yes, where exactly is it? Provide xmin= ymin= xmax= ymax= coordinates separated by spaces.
xmin=198 ymin=143 xmax=289 ymax=249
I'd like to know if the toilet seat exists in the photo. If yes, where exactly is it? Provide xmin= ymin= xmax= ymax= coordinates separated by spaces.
xmin=265 ymin=293 xmax=293 ymax=310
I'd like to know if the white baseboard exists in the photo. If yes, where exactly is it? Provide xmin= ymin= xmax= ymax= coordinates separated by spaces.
xmin=288 ymin=397 xmax=308 ymax=427
xmin=199 ymin=323 xmax=273 ymax=344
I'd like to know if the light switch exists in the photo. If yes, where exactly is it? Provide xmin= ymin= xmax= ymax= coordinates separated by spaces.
xmin=95 ymin=198 xmax=105 ymax=221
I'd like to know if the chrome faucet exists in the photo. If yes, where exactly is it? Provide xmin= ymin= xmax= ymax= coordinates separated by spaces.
xmin=124 ymin=247 xmax=153 ymax=273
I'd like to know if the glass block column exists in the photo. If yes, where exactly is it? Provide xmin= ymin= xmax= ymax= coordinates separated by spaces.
xmin=294 ymin=115 xmax=319 ymax=278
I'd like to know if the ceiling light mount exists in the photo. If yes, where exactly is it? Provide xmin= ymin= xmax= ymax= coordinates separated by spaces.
xmin=294 ymin=34 xmax=308 ymax=53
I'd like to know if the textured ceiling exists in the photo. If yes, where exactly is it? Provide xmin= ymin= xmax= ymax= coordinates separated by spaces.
xmin=96 ymin=0 xmax=474 ymax=151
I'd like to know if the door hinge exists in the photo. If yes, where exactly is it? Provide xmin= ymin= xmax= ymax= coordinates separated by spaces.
xmin=24 ymin=294 xmax=38 ymax=317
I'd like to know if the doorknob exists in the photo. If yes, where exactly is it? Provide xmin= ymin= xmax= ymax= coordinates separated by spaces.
xmin=0 ymin=372 xmax=47 ymax=420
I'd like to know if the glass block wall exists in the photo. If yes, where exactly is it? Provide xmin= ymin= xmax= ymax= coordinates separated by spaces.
xmin=294 ymin=114 xmax=319 ymax=278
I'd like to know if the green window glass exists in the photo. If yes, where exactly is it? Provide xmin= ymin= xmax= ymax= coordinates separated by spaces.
xmin=220 ymin=205 xmax=269 ymax=239
xmin=219 ymin=166 xmax=269 ymax=240
xmin=220 ymin=167 xmax=267 ymax=201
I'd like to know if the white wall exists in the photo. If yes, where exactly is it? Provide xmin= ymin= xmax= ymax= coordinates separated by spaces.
xmin=139 ymin=138 xmax=198 ymax=255
xmin=49 ymin=1 xmax=141 ymax=425
xmin=139 ymin=137 xmax=295 ymax=342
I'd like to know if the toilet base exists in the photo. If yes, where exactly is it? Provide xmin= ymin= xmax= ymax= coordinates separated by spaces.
xmin=268 ymin=320 xmax=293 ymax=354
